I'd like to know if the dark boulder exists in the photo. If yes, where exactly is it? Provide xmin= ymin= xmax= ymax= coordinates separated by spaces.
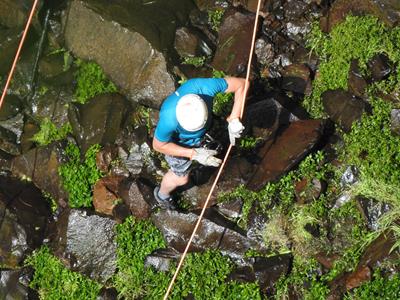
xmin=151 ymin=209 xmax=266 ymax=260
xmin=174 ymin=27 xmax=201 ymax=58
xmin=348 ymin=59 xmax=368 ymax=98
xmin=68 ymin=93 xmax=131 ymax=154
xmin=356 ymin=197 xmax=391 ymax=231
xmin=247 ymin=120 xmax=325 ymax=191
xmin=212 ymin=11 xmax=256 ymax=75
xmin=322 ymin=89 xmax=369 ymax=132
xmin=281 ymin=63 xmax=312 ymax=95
xmin=322 ymin=0 xmax=400 ymax=32
xmin=118 ymin=178 xmax=152 ymax=220
xmin=0 ymin=28 xmax=21 ymax=75
xmin=54 ymin=209 xmax=117 ymax=284
xmin=0 ymin=268 xmax=37 ymax=300
xmin=0 ymin=176 xmax=51 ymax=268
xmin=64 ymin=0 xmax=195 ymax=108
xmin=145 ymin=248 xmax=180 ymax=272
xmin=0 ymin=0 xmax=42 ymax=29
xmin=367 ymin=53 xmax=392 ymax=82
xmin=11 ymin=142 xmax=68 ymax=207
xmin=93 ymin=175 xmax=126 ymax=217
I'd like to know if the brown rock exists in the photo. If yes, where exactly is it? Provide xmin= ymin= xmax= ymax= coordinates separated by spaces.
xmin=0 ymin=0 xmax=42 ymax=29
xmin=212 ymin=11 xmax=256 ymax=75
xmin=324 ymin=0 xmax=400 ymax=32
xmin=174 ymin=27 xmax=200 ymax=58
xmin=118 ymin=178 xmax=152 ymax=219
xmin=281 ymin=63 xmax=312 ymax=95
xmin=93 ymin=175 xmax=125 ymax=216
xmin=247 ymin=120 xmax=325 ymax=191
xmin=348 ymin=59 xmax=368 ymax=98
xmin=295 ymin=178 xmax=323 ymax=204
xmin=345 ymin=266 xmax=371 ymax=290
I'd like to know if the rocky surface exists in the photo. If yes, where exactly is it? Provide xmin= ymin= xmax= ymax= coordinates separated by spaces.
xmin=54 ymin=209 xmax=117 ymax=283
xmin=0 ymin=268 xmax=37 ymax=300
xmin=152 ymin=209 xmax=266 ymax=260
xmin=64 ymin=0 xmax=194 ymax=108
xmin=0 ymin=176 xmax=51 ymax=268
xmin=322 ymin=89 xmax=369 ymax=132
xmin=247 ymin=120 xmax=325 ymax=191
xmin=68 ymin=93 xmax=131 ymax=153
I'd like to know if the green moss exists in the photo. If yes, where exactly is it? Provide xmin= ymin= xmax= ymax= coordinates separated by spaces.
xmin=182 ymin=56 xmax=206 ymax=67
xmin=31 ymin=118 xmax=72 ymax=146
xmin=58 ymin=143 xmax=103 ymax=208
xmin=208 ymin=8 xmax=224 ymax=31
xmin=74 ymin=60 xmax=117 ymax=104
xmin=25 ymin=246 xmax=101 ymax=300
xmin=114 ymin=217 xmax=261 ymax=299
xmin=304 ymin=15 xmax=400 ymax=118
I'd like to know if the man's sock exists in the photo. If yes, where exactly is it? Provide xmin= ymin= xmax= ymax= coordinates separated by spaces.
xmin=158 ymin=190 xmax=171 ymax=201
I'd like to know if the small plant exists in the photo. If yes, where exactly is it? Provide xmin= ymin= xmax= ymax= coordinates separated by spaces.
xmin=74 ymin=60 xmax=117 ymax=104
xmin=133 ymin=105 xmax=152 ymax=134
xmin=208 ymin=8 xmax=224 ymax=31
xmin=239 ymin=136 xmax=262 ymax=150
xmin=31 ymin=118 xmax=72 ymax=146
xmin=211 ymin=69 xmax=234 ymax=116
xmin=261 ymin=210 xmax=290 ymax=253
xmin=25 ymin=246 xmax=101 ymax=300
xmin=182 ymin=56 xmax=206 ymax=67
xmin=58 ymin=143 xmax=103 ymax=208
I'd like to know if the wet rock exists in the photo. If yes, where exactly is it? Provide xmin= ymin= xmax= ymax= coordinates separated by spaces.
xmin=118 ymin=178 xmax=152 ymax=220
xmin=322 ymin=89 xmax=369 ymax=132
xmin=119 ymin=142 xmax=153 ymax=176
xmin=96 ymin=287 xmax=118 ymax=300
xmin=145 ymin=248 xmax=180 ymax=272
xmin=340 ymin=165 xmax=359 ymax=187
xmin=247 ymin=120 xmax=325 ymax=191
xmin=182 ymin=156 xmax=254 ymax=209
xmin=152 ymin=209 xmax=266 ymax=260
xmin=281 ymin=63 xmax=312 ymax=95
xmin=232 ymin=0 xmax=268 ymax=13
xmin=228 ymin=266 xmax=256 ymax=283
xmin=295 ymin=178 xmax=324 ymax=204
xmin=68 ymin=93 xmax=131 ymax=154
xmin=212 ymin=11 xmax=256 ymax=75
xmin=348 ymin=59 xmax=368 ymax=98
xmin=0 ymin=268 xmax=37 ymax=300
xmin=174 ymin=27 xmax=201 ymax=58
xmin=367 ymin=53 xmax=392 ymax=82
xmin=253 ymin=254 xmax=292 ymax=296
xmin=391 ymin=109 xmax=400 ymax=136
xmin=64 ymin=0 xmax=194 ymax=108
xmin=95 ymin=145 xmax=119 ymax=174
xmin=345 ymin=266 xmax=371 ymax=290
xmin=255 ymin=38 xmax=275 ymax=66
xmin=356 ymin=197 xmax=391 ymax=231
xmin=333 ymin=192 xmax=352 ymax=209
xmin=0 ymin=176 xmax=51 ymax=268
xmin=11 ymin=142 xmax=68 ymax=206
xmin=323 ymin=0 xmax=400 ymax=32
xmin=217 ymin=198 xmax=243 ymax=219
xmin=55 ymin=209 xmax=117 ymax=283
xmin=38 ymin=53 xmax=69 ymax=79
xmin=0 ymin=0 xmax=42 ymax=29
xmin=285 ymin=20 xmax=312 ymax=45
xmin=20 ymin=121 xmax=39 ymax=154
xmin=0 ymin=95 xmax=22 ymax=122
xmin=93 ymin=175 xmax=126 ymax=216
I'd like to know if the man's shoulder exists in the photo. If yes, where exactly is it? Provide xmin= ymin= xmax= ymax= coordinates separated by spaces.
xmin=181 ymin=78 xmax=227 ymax=95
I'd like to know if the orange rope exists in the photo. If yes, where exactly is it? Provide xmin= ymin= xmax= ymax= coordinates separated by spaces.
xmin=163 ymin=0 xmax=263 ymax=298
xmin=0 ymin=0 xmax=40 ymax=110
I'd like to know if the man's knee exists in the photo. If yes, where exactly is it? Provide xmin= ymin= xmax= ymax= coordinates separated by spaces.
xmin=175 ymin=173 xmax=189 ymax=186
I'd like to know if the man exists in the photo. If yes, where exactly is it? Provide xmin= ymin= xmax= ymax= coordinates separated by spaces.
xmin=152 ymin=77 xmax=248 ymax=209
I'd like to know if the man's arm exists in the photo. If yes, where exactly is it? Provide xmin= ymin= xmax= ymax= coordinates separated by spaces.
xmin=152 ymin=137 xmax=194 ymax=159
xmin=224 ymin=77 xmax=249 ymax=121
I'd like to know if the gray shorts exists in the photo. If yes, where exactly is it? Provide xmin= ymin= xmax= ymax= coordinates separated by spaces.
xmin=165 ymin=155 xmax=192 ymax=177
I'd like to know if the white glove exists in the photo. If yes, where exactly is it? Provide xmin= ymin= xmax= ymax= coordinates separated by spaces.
xmin=228 ymin=118 xmax=244 ymax=145
xmin=191 ymin=148 xmax=222 ymax=167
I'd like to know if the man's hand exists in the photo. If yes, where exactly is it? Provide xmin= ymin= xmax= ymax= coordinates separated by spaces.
xmin=228 ymin=118 xmax=244 ymax=145
xmin=191 ymin=148 xmax=222 ymax=167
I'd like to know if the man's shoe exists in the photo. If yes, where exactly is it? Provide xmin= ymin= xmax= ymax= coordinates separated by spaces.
xmin=153 ymin=186 xmax=177 ymax=210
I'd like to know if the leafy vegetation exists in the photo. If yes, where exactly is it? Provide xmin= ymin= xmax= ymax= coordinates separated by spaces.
xmin=305 ymin=15 xmax=400 ymax=118
xmin=74 ymin=60 xmax=117 ymax=104
xmin=31 ymin=118 xmax=72 ymax=146
xmin=114 ymin=217 xmax=261 ymax=299
xmin=25 ymin=246 xmax=101 ymax=300
xmin=344 ymin=269 xmax=400 ymax=299
xmin=182 ymin=56 xmax=206 ymax=67
xmin=208 ymin=8 xmax=225 ymax=31
xmin=58 ymin=143 xmax=103 ymax=208
xmin=212 ymin=69 xmax=234 ymax=116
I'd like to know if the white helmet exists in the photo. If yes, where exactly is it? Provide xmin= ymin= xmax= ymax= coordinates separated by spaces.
xmin=176 ymin=94 xmax=208 ymax=132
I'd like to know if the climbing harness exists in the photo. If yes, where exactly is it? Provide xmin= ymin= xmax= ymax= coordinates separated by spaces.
xmin=163 ymin=0 xmax=263 ymax=298
xmin=0 ymin=0 xmax=40 ymax=111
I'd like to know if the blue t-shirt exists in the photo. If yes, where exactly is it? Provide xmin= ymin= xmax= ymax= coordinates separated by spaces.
xmin=154 ymin=78 xmax=228 ymax=146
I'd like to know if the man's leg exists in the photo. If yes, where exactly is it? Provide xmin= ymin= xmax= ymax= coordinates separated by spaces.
xmin=159 ymin=170 xmax=189 ymax=197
